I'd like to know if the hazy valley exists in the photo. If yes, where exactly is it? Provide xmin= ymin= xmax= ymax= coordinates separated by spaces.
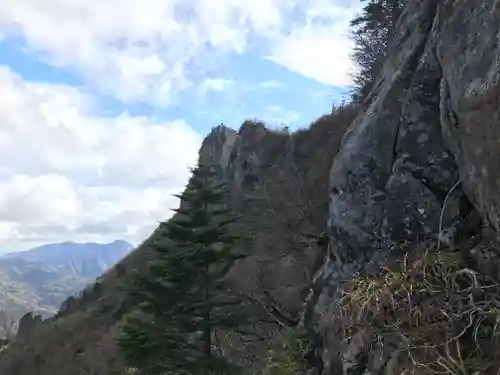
xmin=0 ymin=240 xmax=133 ymax=318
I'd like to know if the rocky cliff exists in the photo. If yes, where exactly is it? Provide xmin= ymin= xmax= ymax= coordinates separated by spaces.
xmin=310 ymin=0 xmax=500 ymax=373
xmin=1 ymin=0 xmax=500 ymax=373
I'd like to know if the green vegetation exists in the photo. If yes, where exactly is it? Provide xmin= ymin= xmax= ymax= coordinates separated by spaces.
xmin=254 ymin=328 xmax=313 ymax=375
xmin=350 ymin=0 xmax=407 ymax=101
xmin=118 ymin=163 xmax=250 ymax=375
xmin=341 ymin=249 xmax=500 ymax=374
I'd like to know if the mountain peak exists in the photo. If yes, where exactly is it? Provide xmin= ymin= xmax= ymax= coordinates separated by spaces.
xmin=5 ymin=240 xmax=134 ymax=273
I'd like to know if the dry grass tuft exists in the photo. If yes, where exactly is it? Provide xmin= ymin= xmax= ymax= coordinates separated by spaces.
xmin=341 ymin=249 xmax=500 ymax=374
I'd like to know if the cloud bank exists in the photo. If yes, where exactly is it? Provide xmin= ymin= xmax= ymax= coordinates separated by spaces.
xmin=0 ymin=0 xmax=361 ymax=251
xmin=0 ymin=67 xmax=201 ymax=251
xmin=0 ymin=0 xmax=359 ymax=104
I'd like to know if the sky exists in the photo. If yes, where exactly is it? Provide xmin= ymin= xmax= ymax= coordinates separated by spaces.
xmin=0 ymin=0 xmax=362 ymax=252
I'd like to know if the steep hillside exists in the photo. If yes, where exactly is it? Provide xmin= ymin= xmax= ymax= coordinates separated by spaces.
xmin=1 ymin=0 xmax=500 ymax=374
xmin=0 ymin=108 xmax=356 ymax=374
xmin=0 ymin=240 xmax=133 ymax=318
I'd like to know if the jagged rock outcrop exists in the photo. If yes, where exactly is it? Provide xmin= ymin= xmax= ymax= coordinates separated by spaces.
xmin=198 ymin=124 xmax=239 ymax=170
xmin=16 ymin=312 xmax=43 ymax=341
xmin=311 ymin=0 xmax=500 ymax=374
xmin=203 ymin=119 xmax=347 ymax=330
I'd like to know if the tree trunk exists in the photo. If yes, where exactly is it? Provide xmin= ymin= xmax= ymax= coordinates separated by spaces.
xmin=203 ymin=263 xmax=212 ymax=375
xmin=203 ymin=327 xmax=211 ymax=374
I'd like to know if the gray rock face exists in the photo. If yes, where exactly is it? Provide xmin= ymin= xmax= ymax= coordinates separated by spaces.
xmin=16 ymin=312 xmax=43 ymax=341
xmin=314 ymin=0 xmax=500 ymax=373
xmin=198 ymin=120 xmax=293 ymax=209
xmin=328 ymin=0 xmax=452 ymax=265
xmin=437 ymin=1 xmax=500 ymax=231
xmin=198 ymin=124 xmax=239 ymax=170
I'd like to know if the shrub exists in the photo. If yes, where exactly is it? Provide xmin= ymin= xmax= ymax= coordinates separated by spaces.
xmin=254 ymin=328 xmax=314 ymax=375
xmin=341 ymin=249 xmax=500 ymax=374
xmin=115 ymin=263 xmax=127 ymax=277
xmin=0 ymin=338 xmax=9 ymax=351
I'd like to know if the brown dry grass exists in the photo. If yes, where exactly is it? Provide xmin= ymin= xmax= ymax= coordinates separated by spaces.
xmin=341 ymin=249 xmax=500 ymax=375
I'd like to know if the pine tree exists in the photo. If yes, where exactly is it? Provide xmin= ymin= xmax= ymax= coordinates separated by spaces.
xmin=350 ymin=0 xmax=407 ymax=101
xmin=118 ymin=163 xmax=248 ymax=375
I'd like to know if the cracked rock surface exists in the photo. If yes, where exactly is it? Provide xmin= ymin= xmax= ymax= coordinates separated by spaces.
xmin=313 ymin=0 xmax=500 ymax=373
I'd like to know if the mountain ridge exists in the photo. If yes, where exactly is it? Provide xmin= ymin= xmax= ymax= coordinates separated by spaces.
xmin=0 ymin=240 xmax=134 ymax=318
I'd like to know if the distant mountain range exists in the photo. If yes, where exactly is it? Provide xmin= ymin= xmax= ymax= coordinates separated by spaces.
xmin=0 ymin=240 xmax=134 ymax=318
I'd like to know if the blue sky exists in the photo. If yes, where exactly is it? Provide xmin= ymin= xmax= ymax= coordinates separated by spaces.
xmin=0 ymin=0 xmax=361 ymax=252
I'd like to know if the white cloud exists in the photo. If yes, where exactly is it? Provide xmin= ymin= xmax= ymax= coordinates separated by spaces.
xmin=199 ymin=78 xmax=236 ymax=93
xmin=0 ymin=174 xmax=82 ymax=225
xmin=256 ymin=80 xmax=285 ymax=89
xmin=0 ymin=0 xmax=359 ymax=104
xmin=262 ymin=105 xmax=300 ymax=124
xmin=269 ymin=1 xmax=361 ymax=87
xmin=269 ymin=27 xmax=356 ymax=87
xmin=0 ymin=0 xmax=284 ymax=104
xmin=0 ymin=67 xmax=202 ymax=252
